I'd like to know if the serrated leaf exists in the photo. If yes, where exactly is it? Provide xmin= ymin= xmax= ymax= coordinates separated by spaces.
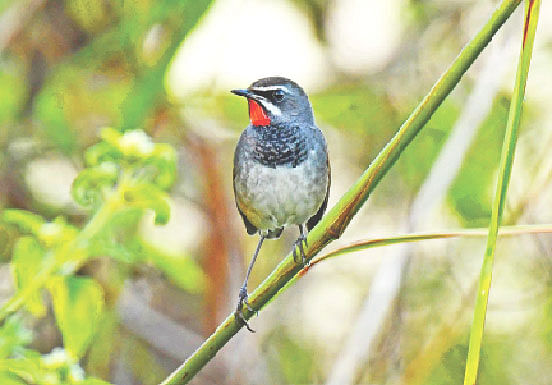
xmin=49 ymin=277 xmax=104 ymax=359
xmin=11 ymin=238 xmax=46 ymax=317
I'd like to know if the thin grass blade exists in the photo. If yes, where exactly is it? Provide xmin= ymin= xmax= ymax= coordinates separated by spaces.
xmin=463 ymin=1 xmax=541 ymax=384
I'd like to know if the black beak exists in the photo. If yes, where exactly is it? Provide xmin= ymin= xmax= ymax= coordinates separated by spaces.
xmin=231 ymin=89 xmax=252 ymax=98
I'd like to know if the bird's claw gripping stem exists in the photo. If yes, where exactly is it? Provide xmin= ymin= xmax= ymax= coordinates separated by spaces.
xmin=235 ymin=287 xmax=255 ymax=333
xmin=293 ymin=233 xmax=308 ymax=265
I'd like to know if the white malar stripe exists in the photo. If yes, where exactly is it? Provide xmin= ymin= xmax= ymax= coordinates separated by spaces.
xmin=250 ymin=85 xmax=290 ymax=93
xmin=257 ymin=98 xmax=281 ymax=116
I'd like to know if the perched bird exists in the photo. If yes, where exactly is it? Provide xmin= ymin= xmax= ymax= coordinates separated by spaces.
xmin=232 ymin=77 xmax=330 ymax=331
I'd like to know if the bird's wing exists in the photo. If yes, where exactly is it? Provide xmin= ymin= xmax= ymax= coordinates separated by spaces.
xmin=236 ymin=202 xmax=258 ymax=235
xmin=307 ymin=155 xmax=331 ymax=231
xmin=233 ymin=153 xmax=258 ymax=235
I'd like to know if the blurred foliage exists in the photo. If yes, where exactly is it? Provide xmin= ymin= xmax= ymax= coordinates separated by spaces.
xmin=449 ymin=96 xmax=510 ymax=227
xmin=30 ymin=0 xmax=213 ymax=155
xmin=312 ymin=84 xmax=400 ymax=161
xmin=0 ymin=0 xmax=550 ymax=384
xmin=0 ymin=128 xmax=204 ymax=384
xmin=0 ymin=61 xmax=26 ymax=126
xmin=400 ymin=99 xmax=459 ymax=193
xmin=424 ymin=336 xmax=515 ymax=385
xmin=265 ymin=329 xmax=319 ymax=384
xmin=0 ymin=316 xmax=110 ymax=385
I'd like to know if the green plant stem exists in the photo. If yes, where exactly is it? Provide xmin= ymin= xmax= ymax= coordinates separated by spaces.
xmin=0 ymin=192 xmax=123 ymax=322
xmin=464 ymin=1 xmax=540 ymax=384
xmin=160 ymin=1 xmax=522 ymax=384
xmin=294 ymin=224 xmax=552 ymax=277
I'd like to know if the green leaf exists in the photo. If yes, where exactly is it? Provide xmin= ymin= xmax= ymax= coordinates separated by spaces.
xmin=33 ymin=76 xmax=78 ymax=154
xmin=149 ymin=143 xmax=177 ymax=190
xmin=87 ymin=206 xmax=143 ymax=263
xmin=0 ymin=372 xmax=26 ymax=385
xmin=48 ymin=277 xmax=104 ymax=359
xmin=134 ymin=239 xmax=205 ymax=293
xmin=123 ymin=184 xmax=171 ymax=225
xmin=85 ymin=141 xmax=122 ymax=168
xmin=2 ymin=210 xmax=45 ymax=235
xmin=0 ymin=352 xmax=41 ymax=384
xmin=11 ymin=238 xmax=46 ymax=317
xmin=72 ymin=164 xmax=119 ymax=207
xmin=37 ymin=217 xmax=79 ymax=248
xmin=89 ymin=235 xmax=136 ymax=263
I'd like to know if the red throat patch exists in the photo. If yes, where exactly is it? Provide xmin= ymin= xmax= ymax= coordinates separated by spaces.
xmin=248 ymin=99 xmax=271 ymax=126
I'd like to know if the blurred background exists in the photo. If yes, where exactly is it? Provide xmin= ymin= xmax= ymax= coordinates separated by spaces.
xmin=1 ymin=0 xmax=552 ymax=384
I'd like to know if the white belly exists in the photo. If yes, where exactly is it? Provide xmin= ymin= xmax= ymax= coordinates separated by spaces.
xmin=235 ymin=150 xmax=327 ymax=231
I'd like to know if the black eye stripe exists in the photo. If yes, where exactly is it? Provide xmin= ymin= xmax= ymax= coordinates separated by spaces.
xmin=252 ymin=90 xmax=287 ymax=103
xmin=254 ymin=90 xmax=273 ymax=99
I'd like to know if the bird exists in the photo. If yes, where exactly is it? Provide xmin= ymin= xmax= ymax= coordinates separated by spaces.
xmin=231 ymin=77 xmax=330 ymax=332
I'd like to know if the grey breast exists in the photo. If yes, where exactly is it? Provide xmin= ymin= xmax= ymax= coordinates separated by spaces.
xmin=234 ymin=123 xmax=328 ymax=232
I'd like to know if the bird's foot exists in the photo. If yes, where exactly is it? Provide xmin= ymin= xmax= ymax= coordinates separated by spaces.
xmin=293 ymin=233 xmax=308 ymax=265
xmin=235 ymin=286 xmax=255 ymax=333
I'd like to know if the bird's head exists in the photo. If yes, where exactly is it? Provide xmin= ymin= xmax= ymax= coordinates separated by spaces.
xmin=232 ymin=77 xmax=314 ymax=127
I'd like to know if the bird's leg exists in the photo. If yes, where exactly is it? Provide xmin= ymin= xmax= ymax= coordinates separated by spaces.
xmin=293 ymin=224 xmax=308 ymax=265
xmin=235 ymin=233 xmax=265 ymax=333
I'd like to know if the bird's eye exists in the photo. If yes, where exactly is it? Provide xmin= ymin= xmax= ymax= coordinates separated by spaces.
xmin=273 ymin=89 xmax=286 ymax=102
